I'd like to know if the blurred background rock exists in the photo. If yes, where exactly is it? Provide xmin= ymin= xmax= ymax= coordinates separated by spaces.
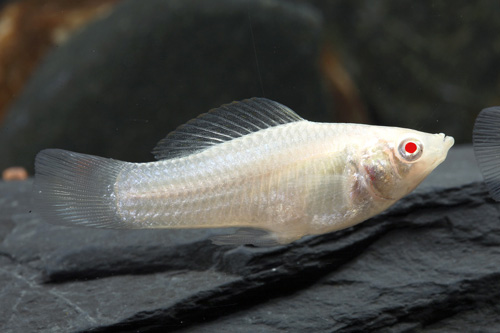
xmin=0 ymin=0 xmax=498 ymax=173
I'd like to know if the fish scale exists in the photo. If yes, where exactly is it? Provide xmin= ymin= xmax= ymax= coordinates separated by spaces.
xmin=115 ymin=123 xmax=315 ymax=228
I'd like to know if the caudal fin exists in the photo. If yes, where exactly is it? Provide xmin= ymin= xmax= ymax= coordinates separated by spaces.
xmin=473 ymin=107 xmax=500 ymax=201
xmin=34 ymin=149 xmax=128 ymax=228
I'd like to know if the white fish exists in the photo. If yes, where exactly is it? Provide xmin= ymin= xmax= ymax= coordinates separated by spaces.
xmin=34 ymin=98 xmax=454 ymax=246
xmin=473 ymin=106 xmax=500 ymax=201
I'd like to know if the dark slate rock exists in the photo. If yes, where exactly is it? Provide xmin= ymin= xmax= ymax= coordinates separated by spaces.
xmin=0 ymin=0 xmax=326 ymax=173
xmin=308 ymin=0 xmax=500 ymax=143
xmin=2 ymin=145 xmax=500 ymax=332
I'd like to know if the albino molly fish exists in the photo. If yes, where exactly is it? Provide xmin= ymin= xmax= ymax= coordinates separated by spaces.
xmin=34 ymin=98 xmax=454 ymax=246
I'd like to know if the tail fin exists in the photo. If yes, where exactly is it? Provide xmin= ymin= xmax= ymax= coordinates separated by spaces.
xmin=473 ymin=107 xmax=500 ymax=201
xmin=34 ymin=149 xmax=128 ymax=228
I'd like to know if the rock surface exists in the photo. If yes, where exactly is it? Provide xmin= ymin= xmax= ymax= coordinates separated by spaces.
xmin=0 ymin=0 xmax=327 ymax=173
xmin=1 ymin=145 xmax=499 ymax=332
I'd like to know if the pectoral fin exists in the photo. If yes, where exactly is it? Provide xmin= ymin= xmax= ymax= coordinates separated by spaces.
xmin=304 ymin=174 xmax=351 ymax=216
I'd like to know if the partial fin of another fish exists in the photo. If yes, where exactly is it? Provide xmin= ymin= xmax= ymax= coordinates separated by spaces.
xmin=473 ymin=106 xmax=500 ymax=201
xmin=210 ymin=228 xmax=282 ymax=247
xmin=152 ymin=97 xmax=303 ymax=160
xmin=34 ymin=149 xmax=128 ymax=228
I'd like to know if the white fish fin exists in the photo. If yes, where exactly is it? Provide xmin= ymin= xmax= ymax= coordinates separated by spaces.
xmin=304 ymin=174 xmax=350 ymax=216
xmin=473 ymin=106 xmax=500 ymax=201
xmin=152 ymin=97 xmax=303 ymax=160
xmin=275 ymin=170 xmax=349 ymax=215
xmin=34 ymin=149 xmax=129 ymax=228
xmin=210 ymin=228 xmax=282 ymax=247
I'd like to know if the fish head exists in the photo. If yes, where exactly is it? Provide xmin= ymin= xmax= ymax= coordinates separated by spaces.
xmin=359 ymin=128 xmax=454 ymax=201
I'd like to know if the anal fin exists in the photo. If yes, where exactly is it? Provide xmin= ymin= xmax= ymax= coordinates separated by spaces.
xmin=210 ymin=228 xmax=282 ymax=247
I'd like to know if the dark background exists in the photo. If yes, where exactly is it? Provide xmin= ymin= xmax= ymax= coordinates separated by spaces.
xmin=1 ymin=0 xmax=498 ymax=173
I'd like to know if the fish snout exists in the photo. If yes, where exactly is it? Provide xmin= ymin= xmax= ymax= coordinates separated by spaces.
xmin=436 ymin=133 xmax=454 ymax=150
xmin=443 ymin=135 xmax=455 ymax=150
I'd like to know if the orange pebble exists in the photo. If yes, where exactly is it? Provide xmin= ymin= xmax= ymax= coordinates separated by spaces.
xmin=2 ymin=167 xmax=28 ymax=181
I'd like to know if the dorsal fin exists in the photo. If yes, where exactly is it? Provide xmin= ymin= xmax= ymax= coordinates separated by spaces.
xmin=152 ymin=98 xmax=303 ymax=160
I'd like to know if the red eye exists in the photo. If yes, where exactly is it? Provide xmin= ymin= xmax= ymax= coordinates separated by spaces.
xmin=398 ymin=138 xmax=423 ymax=162
xmin=405 ymin=142 xmax=417 ymax=154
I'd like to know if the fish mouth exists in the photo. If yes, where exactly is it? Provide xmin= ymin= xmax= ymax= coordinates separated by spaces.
xmin=439 ymin=133 xmax=455 ymax=150
xmin=431 ymin=133 xmax=454 ymax=167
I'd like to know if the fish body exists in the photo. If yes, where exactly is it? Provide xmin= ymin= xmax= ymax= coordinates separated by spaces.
xmin=34 ymin=98 xmax=454 ymax=245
